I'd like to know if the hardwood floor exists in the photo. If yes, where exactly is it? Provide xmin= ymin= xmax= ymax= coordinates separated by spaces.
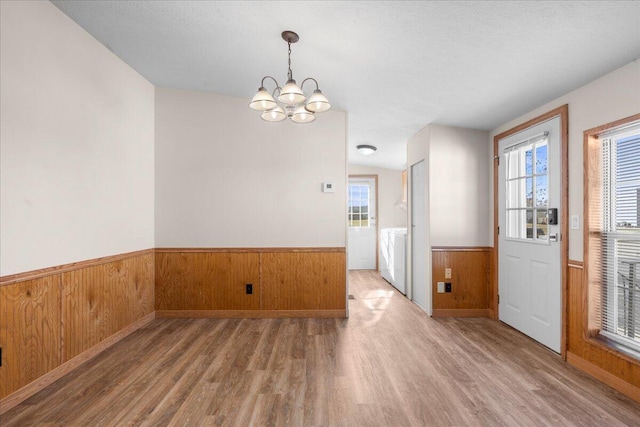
xmin=2 ymin=270 xmax=640 ymax=426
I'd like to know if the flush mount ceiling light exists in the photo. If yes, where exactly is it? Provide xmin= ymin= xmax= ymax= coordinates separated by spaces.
xmin=249 ymin=31 xmax=331 ymax=124
xmin=357 ymin=144 xmax=377 ymax=155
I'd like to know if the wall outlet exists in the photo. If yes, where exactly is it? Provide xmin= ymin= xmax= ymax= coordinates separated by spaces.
xmin=445 ymin=282 xmax=452 ymax=293
xmin=437 ymin=281 xmax=445 ymax=293
xmin=246 ymin=284 xmax=253 ymax=295
xmin=322 ymin=182 xmax=335 ymax=193
xmin=445 ymin=268 xmax=452 ymax=279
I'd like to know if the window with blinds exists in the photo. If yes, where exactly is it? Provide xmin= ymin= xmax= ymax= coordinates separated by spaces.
xmin=600 ymin=122 xmax=640 ymax=351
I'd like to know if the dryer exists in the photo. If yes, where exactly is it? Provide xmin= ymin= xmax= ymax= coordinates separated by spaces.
xmin=380 ymin=228 xmax=407 ymax=294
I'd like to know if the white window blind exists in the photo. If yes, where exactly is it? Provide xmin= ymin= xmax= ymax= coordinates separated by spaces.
xmin=600 ymin=123 xmax=640 ymax=350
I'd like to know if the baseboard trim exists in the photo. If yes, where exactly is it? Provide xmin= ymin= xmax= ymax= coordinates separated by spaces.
xmin=567 ymin=351 xmax=640 ymax=404
xmin=156 ymin=309 xmax=347 ymax=319
xmin=431 ymin=246 xmax=493 ymax=252
xmin=432 ymin=309 xmax=490 ymax=318
xmin=0 ymin=312 xmax=155 ymax=415
xmin=155 ymin=247 xmax=345 ymax=253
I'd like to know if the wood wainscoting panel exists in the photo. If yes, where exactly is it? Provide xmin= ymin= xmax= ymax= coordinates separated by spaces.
xmin=567 ymin=263 xmax=640 ymax=402
xmin=155 ymin=252 xmax=261 ymax=311
xmin=0 ymin=276 xmax=62 ymax=399
xmin=567 ymin=263 xmax=584 ymax=352
xmin=431 ymin=248 xmax=490 ymax=314
xmin=261 ymin=252 xmax=346 ymax=311
xmin=62 ymin=253 xmax=155 ymax=361
xmin=0 ymin=250 xmax=154 ymax=410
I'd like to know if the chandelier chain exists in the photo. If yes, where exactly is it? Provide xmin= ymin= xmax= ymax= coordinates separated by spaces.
xmin=287 ymin=41 xmax=292 ymax=80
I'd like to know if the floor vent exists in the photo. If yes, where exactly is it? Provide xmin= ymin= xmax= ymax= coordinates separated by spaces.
xmin=348 ymin=295 xmax=355 ymax=300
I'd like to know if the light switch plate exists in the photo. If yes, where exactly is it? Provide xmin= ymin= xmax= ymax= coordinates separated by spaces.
xmin=437 ymin=282 xmax=445 ymax=293
xmin=445 ymin=268 xmax=452 ymax=279
xmin=571 ymin=215 xmax=579 ymax=230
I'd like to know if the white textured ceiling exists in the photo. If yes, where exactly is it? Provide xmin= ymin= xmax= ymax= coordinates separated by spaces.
xmin=51 ymin=1 xmax=640 ymax=170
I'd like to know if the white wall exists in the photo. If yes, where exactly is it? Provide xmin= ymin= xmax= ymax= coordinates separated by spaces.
xmin=407 ymin=125 xmax=431 ymax=303
xmin=491 ymin=60 xmax=640 ymax=261
xmin=154 ymin=87 xmax=347 ymax=248
xmin=429 ymin=125 xmax=490 ymax=247
xmin=347 ymin=164 xmax=407 ymax=231
xmin=0 ymin=1 xmax=155 ymax=276
xmin=407 ymin=124 xmax=491 ymax=249
xmin=405 ymin=124 xmax=491 ymax=307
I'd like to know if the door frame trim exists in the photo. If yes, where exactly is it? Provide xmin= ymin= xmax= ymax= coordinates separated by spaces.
xmin=348 ymin=174 xmax=379 ymax=270
xmin=492 ymin=104 xmax=569 ymax=359
xmin=409 ymin=160 xmax=430 ymax=314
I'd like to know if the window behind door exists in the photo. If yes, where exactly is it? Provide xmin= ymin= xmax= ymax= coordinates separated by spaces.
xmin=348 ymin=183 xmax=370 ymax=227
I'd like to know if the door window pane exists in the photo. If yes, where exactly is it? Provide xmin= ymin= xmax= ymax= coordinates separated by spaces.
xmin=507 ymin=209 xmax=528 ymax=239
xmin=526 ymin=177 xmax=533 ymax=207
xmin=536 ymin=210 xmax=549 ymax=240
xmin=536 ymin=175 xmax=548 ymax=207
xmin=507 ymin=179 xmax=526 ymax=208
xmin=535 ymin=143 xmax=548 ymax=174
xmin=525 ymin=149 xmax=533 ymax=175
xmin=348 ymin=183 xmax=371 ymax=227
xmin=504 ymin=136 xmax=550 ymax=242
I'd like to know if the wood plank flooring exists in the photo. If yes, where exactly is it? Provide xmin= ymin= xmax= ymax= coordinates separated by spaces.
xmin=2 ymin=270 xmax=640 ymax=426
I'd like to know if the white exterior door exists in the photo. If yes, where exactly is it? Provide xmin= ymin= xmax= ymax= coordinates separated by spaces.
xmin=348 ymin=177 xmax=377 ymax=270
xmin=498 ymin=116 xmax=562 ymax=353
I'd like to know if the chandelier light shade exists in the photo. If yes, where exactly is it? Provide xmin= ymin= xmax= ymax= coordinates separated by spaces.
xmin=305 ymin=89 xmax=331 ymax=113
xmin=357 ymin=144 xmax=377 ymax=155
xmin=278 ymin=80 xmax=306 ymax=105
xmin=291 ymin=106 xmax=316 ymax=124
xmin=249 ymin=31 xmax=331 ymax=124
xmin=249 ymin=87 xmax=277 ymax=111
xmin=261 ymin=105 xmax=287 ymax=122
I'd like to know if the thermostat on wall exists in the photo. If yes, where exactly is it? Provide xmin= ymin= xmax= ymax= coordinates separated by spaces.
xmin=322 ymin=182 xmax=335 ymax=193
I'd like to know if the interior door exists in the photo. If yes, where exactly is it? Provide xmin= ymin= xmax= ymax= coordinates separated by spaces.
xmin=347 ymin=177 xmax=377 ymax=270
xmin=411 ymin=160 xmax=429 ymax=313
xmin=498 ymin=116 xmax=561 ymax=353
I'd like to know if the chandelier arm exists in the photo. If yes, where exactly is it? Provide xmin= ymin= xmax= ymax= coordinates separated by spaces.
xmin=261 ymin=75 xmax=281 ymax=89
xmin=300 ymin=78 xmax=320 ymax=92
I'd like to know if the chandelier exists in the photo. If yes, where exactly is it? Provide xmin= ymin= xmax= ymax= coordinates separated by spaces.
xmin=249 ymin=31 xmax=331 ymax=124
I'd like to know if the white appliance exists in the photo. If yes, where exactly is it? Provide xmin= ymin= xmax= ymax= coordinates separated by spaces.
xmin=380 ymin=228 xmax=407 ymax=294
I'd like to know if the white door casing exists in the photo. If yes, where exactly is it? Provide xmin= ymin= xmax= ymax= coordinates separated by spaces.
xmin=348 ymin=177 xmax=377 ymax=270
xmin=498 ymin=116 xmax=562 ymax=353
xmin=411 ymin=160 xmax=430 ymax=313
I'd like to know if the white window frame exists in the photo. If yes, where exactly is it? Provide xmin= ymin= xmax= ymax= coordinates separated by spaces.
xmin=503 ymin=134 xmax=550 ymax=243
